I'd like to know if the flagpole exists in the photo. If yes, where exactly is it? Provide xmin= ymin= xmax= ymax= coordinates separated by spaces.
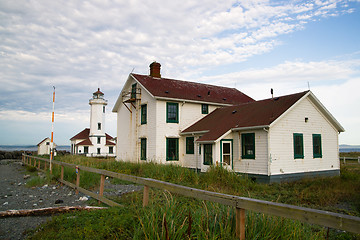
xmin=50 ymin=86 xmax=55 ymax=174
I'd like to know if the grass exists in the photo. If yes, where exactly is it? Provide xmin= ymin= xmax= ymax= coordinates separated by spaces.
xmin=26 ymin=154 xmax=360 ymax=239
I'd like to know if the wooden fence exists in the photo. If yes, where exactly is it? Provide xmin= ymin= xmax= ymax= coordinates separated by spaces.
xmin=340 ymin=156 xmax=360 ymax=164
xmin=22 ymin=154 xmax=360 ymax=239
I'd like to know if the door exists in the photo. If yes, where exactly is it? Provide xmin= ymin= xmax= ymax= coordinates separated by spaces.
xmin=221 ymin=140 xmax=232 ymax=170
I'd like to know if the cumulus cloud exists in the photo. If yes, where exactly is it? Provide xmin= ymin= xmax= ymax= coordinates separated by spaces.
xmin=0 ymin=0 xmax=358 ymax=144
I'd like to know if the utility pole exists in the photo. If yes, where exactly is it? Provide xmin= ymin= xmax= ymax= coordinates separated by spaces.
xmin=50 ymin=86 xmax=55 ymax=174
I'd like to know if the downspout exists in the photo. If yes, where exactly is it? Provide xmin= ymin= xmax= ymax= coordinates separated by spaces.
xmin=263 ymin=127 xmax=271 ymax=177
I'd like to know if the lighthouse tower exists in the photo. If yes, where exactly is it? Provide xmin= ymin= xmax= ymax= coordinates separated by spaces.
xmin=89 ymin=88 xmax=107 ymax=153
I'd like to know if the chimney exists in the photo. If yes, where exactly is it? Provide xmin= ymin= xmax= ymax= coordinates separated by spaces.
xmin=149 ymin=61 xmax=161 ymax=78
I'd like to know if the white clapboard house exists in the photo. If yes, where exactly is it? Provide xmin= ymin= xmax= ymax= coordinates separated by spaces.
xmin=112 ymin=62 xmax=344 ymax=182
xmin=70 ymin=89 xmax=116 ymax=157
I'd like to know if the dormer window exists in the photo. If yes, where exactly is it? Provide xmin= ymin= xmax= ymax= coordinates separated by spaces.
xmin=98 ymin=123 xmax=101 ymax=130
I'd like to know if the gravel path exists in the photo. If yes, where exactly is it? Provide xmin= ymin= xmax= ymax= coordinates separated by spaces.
xmin=0 ymin=159 xmax=143 ymax=240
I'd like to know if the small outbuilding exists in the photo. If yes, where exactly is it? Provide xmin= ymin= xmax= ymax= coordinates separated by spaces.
xmin=37 ymin=137 xmax=56 ymax=155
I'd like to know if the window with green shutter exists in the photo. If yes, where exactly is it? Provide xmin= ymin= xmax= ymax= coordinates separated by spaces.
xmin=203 ymin=144 xmax=213 ymax=165
xmin=131 ymin=83 xmax=137 ymax=99
xmin=166 ymin=138 xmax=179 ymax=161
xmin=313 ymin=134 xmax=322 ymax=158
xmin=166 ymin=102 xmax=179 ymax=123
xmin=141 ymin=138 xmax=147 ymax=160
xmin=293 ymin=133 xmax=304 ymax=159
xmin=186 ymin=137 xmax=194 ymax=154
xmin=241 ymin=133 xmax=255 ymax=159
xmin=201 ymin=104 xmax=209 ymax=114
xmin=141 ymin=104 xmax=147 ymax=124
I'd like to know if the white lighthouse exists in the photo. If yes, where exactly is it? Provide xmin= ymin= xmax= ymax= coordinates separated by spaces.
xmin=70 ymin=88 xmax=116 ymax=157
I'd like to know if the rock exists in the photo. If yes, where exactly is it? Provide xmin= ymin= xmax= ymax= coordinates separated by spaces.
xmin=3 ymin=202 xmax=8 ymax=205
xmin=18 ymin=183 xmax=21 ymax=186
xmin=79 ymin=196 xmax=88 ymax=201
xmin=23 ymin=175 xmax=31 ymax=179
xmin=55 ymin=199 xmax=64 ymax=204
xmin=42 ymin=184 xmax=48 ymax=189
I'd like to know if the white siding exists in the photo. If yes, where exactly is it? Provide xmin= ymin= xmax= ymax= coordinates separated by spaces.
xmin=233 ymin=129 xmax=268 ymax=175
xmin=269 ymin=97 xmax=340 ymax=175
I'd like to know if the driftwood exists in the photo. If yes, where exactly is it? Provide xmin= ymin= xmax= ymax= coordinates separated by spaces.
xmin=0 ymin=206 xmax=107 ymax=218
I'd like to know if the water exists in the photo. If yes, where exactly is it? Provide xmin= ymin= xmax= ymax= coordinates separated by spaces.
xmin=0 ymin=145 xmax=70 ymax=152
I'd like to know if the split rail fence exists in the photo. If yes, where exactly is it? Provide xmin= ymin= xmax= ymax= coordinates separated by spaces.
xmin=340 ymin=156 xmax=360 ymax=164
xmin=22 ymin=154 xmax=360 ymax=240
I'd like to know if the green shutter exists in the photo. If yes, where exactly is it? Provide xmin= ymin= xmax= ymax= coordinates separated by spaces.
xmin=186 ymin=137 xmax=194 ymax=154
xmin=166 ymin=102 xmax=179 ymax=123
xmin=141 ymin=104 xmax=147 ymax=124
xmin=141 ymin=138 xmax=147 ymax=160
xmin=313 ymin=134 xmax=322 ymax=158
xmin=293 ymin=133 xmax=304 ymax=159
xmin=166 ymin=138 xmax=179 ymax=161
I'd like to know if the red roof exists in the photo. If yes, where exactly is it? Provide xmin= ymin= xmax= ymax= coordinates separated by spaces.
xmin=70 ymin=128 xmax=90 ymax=140
xmin=182 ymin=91 xmax=309 ymax=142
xmin=132 ymin=74 xmax=254 ymax=105
xmin=70 ymin=128 xmax=114 ymax=141
xmin=105 ymin=140 xmax=116 ymax=146
xmin=76 ymin=138 xmax=93 ymax=146
xmin=37 ymin=137 xmax=50 ymax=146
xmin=93 ymin=88 xmax=104 ymax=95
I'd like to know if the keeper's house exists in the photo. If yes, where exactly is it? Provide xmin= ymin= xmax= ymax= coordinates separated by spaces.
xmin=112 ymin=62 xmax=344 ymax=183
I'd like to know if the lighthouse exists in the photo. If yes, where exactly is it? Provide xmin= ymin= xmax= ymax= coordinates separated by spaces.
xmin=70 ymin=88 xmax=116 ymax=157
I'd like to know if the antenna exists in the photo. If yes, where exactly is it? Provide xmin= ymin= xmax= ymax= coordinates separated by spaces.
xmin=307 ymin=81 xmax=310 ymax=90
xmin=131 ymin=67 xmax=135 ymax=73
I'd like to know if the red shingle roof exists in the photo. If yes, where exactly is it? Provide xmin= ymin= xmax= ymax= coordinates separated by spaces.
xmin=70 ymin=128 xmax=90 ymax=140
xmin=132 ymin=74 xmax=254 ymax=105
xmin=105 ymin=140 xmax=116 ymax=146
xmin=182 ymin=91 xmax=309 ymax=142
xmin=76 ymin=138 xmax=93 ymax=146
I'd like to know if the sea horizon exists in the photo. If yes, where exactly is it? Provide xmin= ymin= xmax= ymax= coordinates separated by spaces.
xmin=0 ymin=144 xmax=359 ymax=153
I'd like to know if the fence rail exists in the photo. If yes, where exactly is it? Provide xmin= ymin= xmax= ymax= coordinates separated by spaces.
xmin=22 ymin=154 xmax=360 ymax=239
xmin=340 ymin=156 xmax=360 ymax=164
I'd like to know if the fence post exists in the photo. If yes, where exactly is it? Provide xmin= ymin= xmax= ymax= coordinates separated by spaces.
xmin=143 ymin=185 xmax=149 ymax=207
xmin=358 ymin=156 xmax=360 ymax=164
xmin=99 ymin=174 xmax=105 ymax=204
xmin=38 ymin=159 xmax=41 ymax=169
xmin=33 ymin=158 xmax=36 ymax=167
xmin=343 ymin=157 xmax=346 ymax=164
xmin=44 ymin=162 xmax=47 ymax=171
xmin=76 ymin=166 xmax=80 ymax=195
xmin=60 ymin=166 xmax=64 ymax=186
xmin=236 ymin=207 xmax=246 ymax=240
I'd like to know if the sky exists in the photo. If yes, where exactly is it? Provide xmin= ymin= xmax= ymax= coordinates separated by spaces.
xmin=0 ymin=0 xmax=359 ymax=145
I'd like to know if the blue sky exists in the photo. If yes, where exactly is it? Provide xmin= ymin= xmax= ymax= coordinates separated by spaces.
xmin=0 ymin=0 xmax=359 ymax=145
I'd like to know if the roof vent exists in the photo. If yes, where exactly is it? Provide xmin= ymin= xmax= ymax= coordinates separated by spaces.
xmin=165 ymin=91 xmax=169 ymax=94
xmin=208 ymin=91 xmax=210 ymax=96
xmin=232 ymin=110 xmax=237 ymax=114
xmin=223 ymin=98 xmax=227 ymax=101
xmin=149 ymin=61 xmax=161 ymax=78
xmin=197 ymin=94 xmax=201 ymax=98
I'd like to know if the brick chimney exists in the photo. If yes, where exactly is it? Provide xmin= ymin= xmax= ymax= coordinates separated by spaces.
xmin=149 ymin=61 xmax=161 ymax=78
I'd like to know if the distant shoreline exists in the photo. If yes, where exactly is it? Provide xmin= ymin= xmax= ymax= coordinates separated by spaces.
xmin=0 ymin=145 xmax=70 ymax=152
xmin=0 ymin=145 xmax=359 ymax=153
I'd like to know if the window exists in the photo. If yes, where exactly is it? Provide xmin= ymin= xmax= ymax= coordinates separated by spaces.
xmin=293 ymin=133 xmax=304 ymax=159
xmin=186 ymin=137 xmax=194 ymax=154
xmin=97 ymin=137 xmax=101 ymax=144
xmin=166 ymin=138 xmax=179 ymax=161
xmin=103 ymin=106 xmax=105 ymax=113
xmin=46 ymin=142 xmax=50 ymax=145
xmin=84 ymin=146 xmax=89 ymax=154
xmin=202 ymin=104 xmax=209 ymax=114
xmin=241 ymin=133 xmax=255 ymax=159
xmin=313 ymin=134 xmax=322 ymax=158
xmin=98 ymin=123 xmax=101 ymax=130
xmin=141 ymin=104 xmax=147 ymax=124
xmin=141 ymin=138 xmax=147 ymax=160
xmin=109 ymin=146 xmax=113 ymax=154
xmin=131 ymin=83 xmax=137 ymax=99
xmin=97 ymin=148 xmax=101 ymax=154
xmin=166 ymin=102 xmax=179 ymax=123
xmin=203 ymin=144 xmax=213 ymax=165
